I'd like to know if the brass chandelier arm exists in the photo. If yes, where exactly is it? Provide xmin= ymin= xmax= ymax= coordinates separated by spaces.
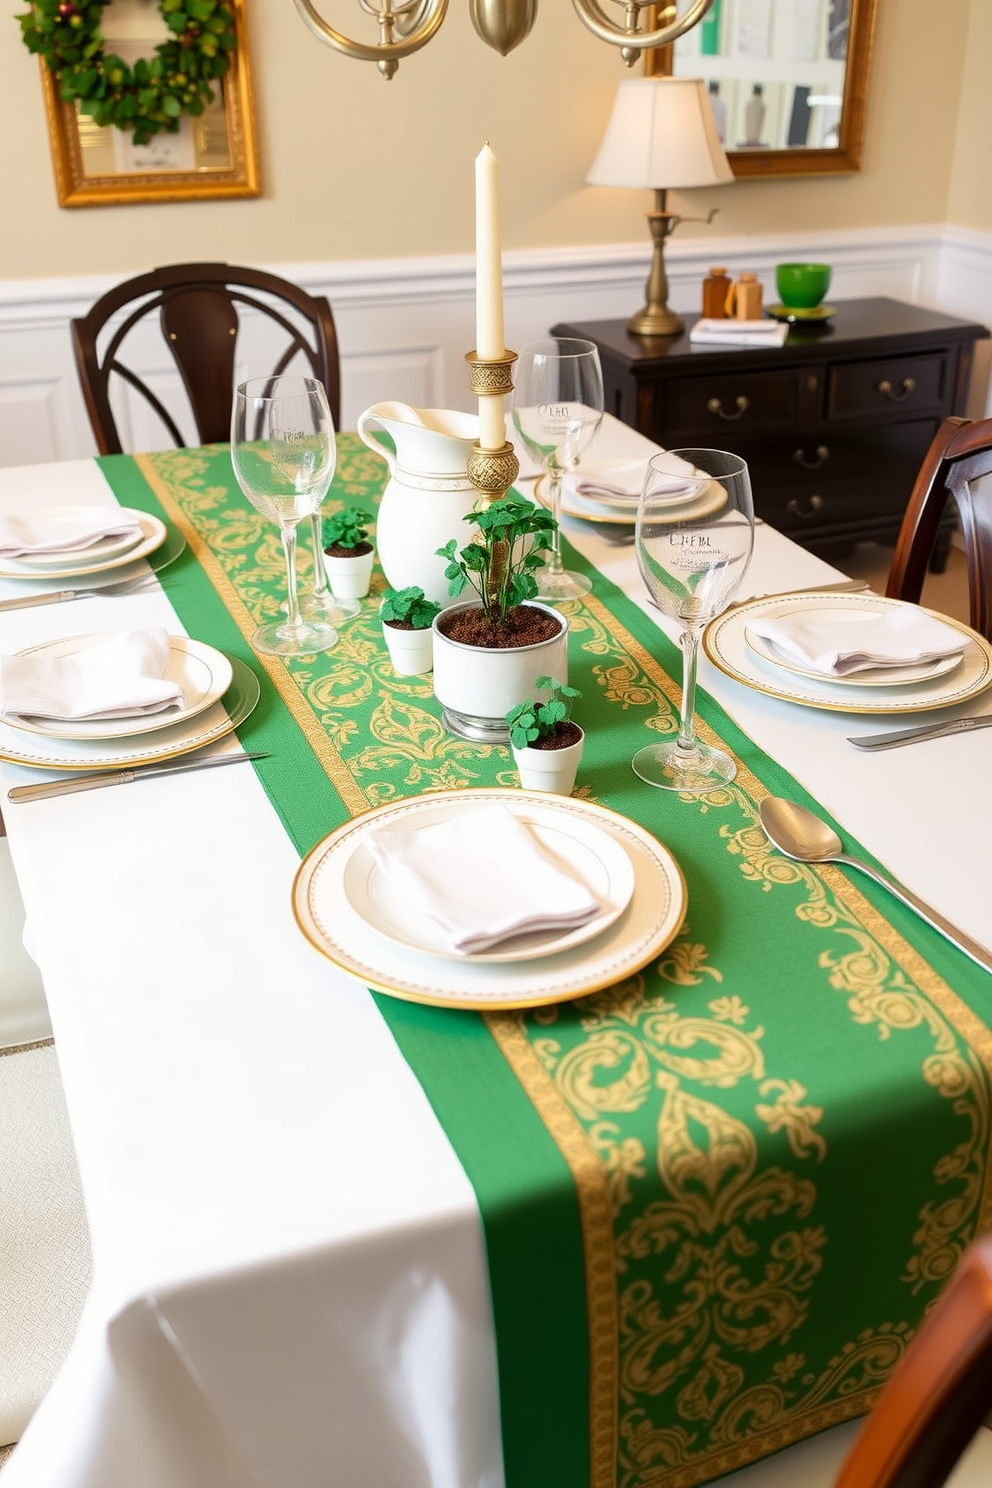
xmin=571 ymin=0 xmax=716 ymax=52
xmin=291 ymin=0 xmax=448 ymax=64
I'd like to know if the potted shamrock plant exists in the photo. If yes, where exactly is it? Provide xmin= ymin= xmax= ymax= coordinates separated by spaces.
xmin=431 ymin=497 xmax=569 ymax=741
xmin=379 ymin=585 xmax=441 ymax=676
xmin=322 ymin=507 xmax=375 ymax=599
xmin=506 ymin=679 xmax=584 ymax=795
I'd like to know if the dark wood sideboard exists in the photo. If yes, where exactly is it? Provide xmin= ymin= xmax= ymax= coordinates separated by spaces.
xmin=551 ymin=299 xmax=989 ymax=565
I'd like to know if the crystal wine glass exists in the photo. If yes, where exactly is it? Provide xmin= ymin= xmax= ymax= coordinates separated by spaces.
xmin=632 ymin=449 xmax=754 ymax=792
xmin=512 ymin=337 xmax=604 ymax=603
xmin=231 ymin=375 xmax=339 ymax=657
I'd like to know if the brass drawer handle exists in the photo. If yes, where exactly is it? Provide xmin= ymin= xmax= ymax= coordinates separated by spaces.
xmin=877 ymin=377 xmax=917 ymax=402
xmin=792 ymin=445 xmax=830 ymax=470
xmin=706 ymin=395 xmax=750 ymax=421
xmin=786 ymin=494 xmax=825 ymax=520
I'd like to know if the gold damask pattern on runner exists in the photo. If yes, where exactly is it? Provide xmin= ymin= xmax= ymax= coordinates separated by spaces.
xmin=139 ymin=445 xmax=992 ymax=1488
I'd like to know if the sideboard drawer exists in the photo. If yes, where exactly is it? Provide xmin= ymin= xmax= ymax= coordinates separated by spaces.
xmin=826 ymin=353 xmax=946 ymax=420
xmin=745 ymin=419 xmax=940 ymax=535
xmin=664 ymin=369 xmax=799 ymax=436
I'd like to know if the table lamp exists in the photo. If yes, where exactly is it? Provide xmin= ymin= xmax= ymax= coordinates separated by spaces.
xmin=587 ymin=76 xmax=734 ymax=338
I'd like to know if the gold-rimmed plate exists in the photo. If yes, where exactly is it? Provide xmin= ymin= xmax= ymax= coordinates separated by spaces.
xmin=4 ymin=635 xmax=234 ymax=740
xmin=533 ymin=474 xmax=726 ymax=527
xmin=0 ymin=656 xmax=259 ymax=770
xmin=705 ymin=594 xmax=992 ymax=714
xmin=293 ymin=788 xmax=687 ymax=1011
xmin=0 ymin=509 xmax=167 ymax=581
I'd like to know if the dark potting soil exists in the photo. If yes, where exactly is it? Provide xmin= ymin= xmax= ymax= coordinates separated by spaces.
xmin=437 ymin=605 xmax=562 ymax=649
xmin=526 ymin=722 xmax=582 ymax=751
xmin=324 ymin=540 xmax=374 ymax=558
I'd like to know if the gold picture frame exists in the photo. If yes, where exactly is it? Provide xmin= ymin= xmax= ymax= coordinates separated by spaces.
xmin=39 ymin=0 xmax=260 ymax=207
xmin=645 ymin=0 xmax=877 ymax=178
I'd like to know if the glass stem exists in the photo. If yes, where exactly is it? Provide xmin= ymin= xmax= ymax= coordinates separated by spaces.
xmin=309 ymin=512 xmax=332 ymax=601
xmin=545 ymin=471 xmax=565 ymax=575
xmin=280 ymin=519 xmax=305 ymax=634
xmin=677 ymin=628 xmax=702 ymax=756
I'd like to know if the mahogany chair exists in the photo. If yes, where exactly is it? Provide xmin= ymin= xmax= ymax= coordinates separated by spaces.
xmin=833 ymin=1231 xmax=992 ymax=1488
xmin=71 ymin=262 xmax=340 ymax=456
xmin=886 ymin=415 xmax=992 ymax=641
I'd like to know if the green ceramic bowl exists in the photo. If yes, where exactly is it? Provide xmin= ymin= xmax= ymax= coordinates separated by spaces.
xmin=775 ymin=263 xmax=832 ymax=309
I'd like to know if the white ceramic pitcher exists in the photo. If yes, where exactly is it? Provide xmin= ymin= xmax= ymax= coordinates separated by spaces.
xmin=356 ymin=402 xmax=480 ymax=607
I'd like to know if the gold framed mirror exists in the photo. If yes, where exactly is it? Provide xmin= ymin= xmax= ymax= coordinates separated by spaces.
xmin=39 ymin=0 xmax=260 ymax=208
xmin=645 ymin=0 xmax=878 ymax=177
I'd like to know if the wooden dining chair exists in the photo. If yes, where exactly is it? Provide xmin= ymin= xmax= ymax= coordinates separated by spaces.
xmin=886 ymin=415 xmax=992 ymax=641
xmin=833 ymin=1230 xmax=992 ymax=1488
xmin=71 ymin=262 xmax=341 ymax=456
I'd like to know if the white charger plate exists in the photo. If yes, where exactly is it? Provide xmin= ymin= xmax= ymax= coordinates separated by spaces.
xmin=0 ymin=509 xmax=167 ymax=581
xmin=294 ymin=788 xmax=687 ymax=1010
xmin=5 ymin=635 xmax=234 ymax=740
xmin=0 ymin=656 xmax=259 ymax=771
xmin=743 ymin=624 xmax=964 ymax=688
xmin=705 ymin=594 xmax=992 ymax=714
xmin=343 ymin=802 xmax=636 ymax=964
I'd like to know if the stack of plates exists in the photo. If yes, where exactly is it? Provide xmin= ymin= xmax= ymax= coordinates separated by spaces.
xmin=293 ymin=789 xmax=687 ymax=1010
xmin=0 ymin=507 xmax=169 ymax=583
xmin=0 ymin=635 xmax=260 ymax=771
xmin=533 ymin=471 xmax=726 ymax=528
xmin=703 ymin=593 xmax=992 ymax=715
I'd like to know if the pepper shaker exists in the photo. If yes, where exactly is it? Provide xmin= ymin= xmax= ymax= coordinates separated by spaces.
xmin=725 ymin=272 xmax=763 ymax=321
xmin=701 ymin=266 xmax=730 ymax=319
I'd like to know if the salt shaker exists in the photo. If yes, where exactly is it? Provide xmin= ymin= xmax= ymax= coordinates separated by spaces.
xmin=725 ymin=272 xmax=763 ymax=321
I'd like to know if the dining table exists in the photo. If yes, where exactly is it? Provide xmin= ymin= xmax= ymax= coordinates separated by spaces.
xmin=0 ymin=426 xmax=991 ymax=1488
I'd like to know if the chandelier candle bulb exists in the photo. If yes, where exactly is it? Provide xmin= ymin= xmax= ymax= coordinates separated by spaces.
xmin=475 ymin=143 xmax=507 ymax=451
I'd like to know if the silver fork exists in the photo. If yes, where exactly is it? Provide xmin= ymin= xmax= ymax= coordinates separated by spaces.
xmin=0 ymin=573 xmax=160 ymax=614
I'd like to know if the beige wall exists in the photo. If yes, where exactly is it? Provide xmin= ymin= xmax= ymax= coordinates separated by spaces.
xmin=0 ymin=0 xmax=982 ymax=282
xmin=947 ymin=0 xmax=992 ymax=232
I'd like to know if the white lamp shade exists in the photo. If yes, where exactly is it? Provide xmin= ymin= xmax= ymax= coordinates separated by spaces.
xmin=587 ymin=76 xmax=734 ymax=190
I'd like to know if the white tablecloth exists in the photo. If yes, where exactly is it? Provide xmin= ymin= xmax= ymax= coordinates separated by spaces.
xmin=1 ymin=451 xmax=990 ymax=1488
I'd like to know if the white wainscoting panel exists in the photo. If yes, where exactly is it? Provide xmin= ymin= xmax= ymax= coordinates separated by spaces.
xmin=0 ymin=225 xmax=989 ymax=469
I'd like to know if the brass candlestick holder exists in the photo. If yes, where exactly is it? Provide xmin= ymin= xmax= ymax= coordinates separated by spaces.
xmin=465 ymin=349 xmax=519 ymax=504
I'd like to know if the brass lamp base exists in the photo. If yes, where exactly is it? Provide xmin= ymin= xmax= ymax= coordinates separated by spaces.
xmin=627 ymin=303 xmax=685 ymax=337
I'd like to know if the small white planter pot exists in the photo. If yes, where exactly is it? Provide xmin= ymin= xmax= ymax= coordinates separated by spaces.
xmin=323 ymin=546 xmax=374 ymax=600
xmin=382 ymin=621 xmax=434 ymax=676
xmin=512 ymin=729 xmax=584 ymax=796
xmin=431 ymin=601 xmax=568 ymax=743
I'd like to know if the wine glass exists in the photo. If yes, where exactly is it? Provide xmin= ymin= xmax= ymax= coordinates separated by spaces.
xmin=512 ymin=337 xmax=604 ymax=603
xmin=231 ymin=375 xmax=339 ymax=657
xmin=632 ymin=449 xmax=754 ymax=792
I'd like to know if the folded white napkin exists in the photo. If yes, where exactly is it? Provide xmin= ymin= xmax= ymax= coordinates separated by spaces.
xmin=365 ymin=802 xmax=601 ymax=954
xmin=690 ymin=318 xmax=788 ymax=347
xmin=747 ymin=607 xmax=966 ymax=676
xmin=566 ymin=457 xmax=648 ymax=503
xmin=0 ymin=511 xmax=144 ymax=559
xmin=566 ymin=451 xmax=701 ymax=506
xmin=0 ymin=630 xmax=185 ymax=722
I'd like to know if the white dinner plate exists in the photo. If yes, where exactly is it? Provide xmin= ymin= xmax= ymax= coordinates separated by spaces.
xmin=535 ymin=475 xmax=726 ymax=527
xmin=4 ymin=635 xmax=234 ymax=740
xmin=0 ymin=656 xmax=259 ymax=771
xmin=0 ymin=509 xmax=167 ymax=580
xmin=705 ymin=594 xmax=992 ymax=714
xmin=342 ymin=801 xmax=636 ymax=963
xmin=294 ymin=789 xmax=687 ymax=1010
xmin=743 ymin=624 xmax=965 ymax=688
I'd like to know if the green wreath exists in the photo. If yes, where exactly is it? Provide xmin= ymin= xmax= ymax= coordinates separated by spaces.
xmin=17 ymin=0 xmax=237 ymax=147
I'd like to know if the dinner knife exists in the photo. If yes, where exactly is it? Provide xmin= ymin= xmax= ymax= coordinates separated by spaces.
xmin=848 ymin=716 xmax=992 ymax=751
xmin=7 ymin=749 xmax=270 ymax=803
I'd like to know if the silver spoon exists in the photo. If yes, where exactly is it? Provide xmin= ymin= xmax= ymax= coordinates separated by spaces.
xmin=758 ymin=796 xmax=992 ymax=976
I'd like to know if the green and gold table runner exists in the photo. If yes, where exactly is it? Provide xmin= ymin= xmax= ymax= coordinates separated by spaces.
xmin=100 ymin=440 xmax=992 ymax=1488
